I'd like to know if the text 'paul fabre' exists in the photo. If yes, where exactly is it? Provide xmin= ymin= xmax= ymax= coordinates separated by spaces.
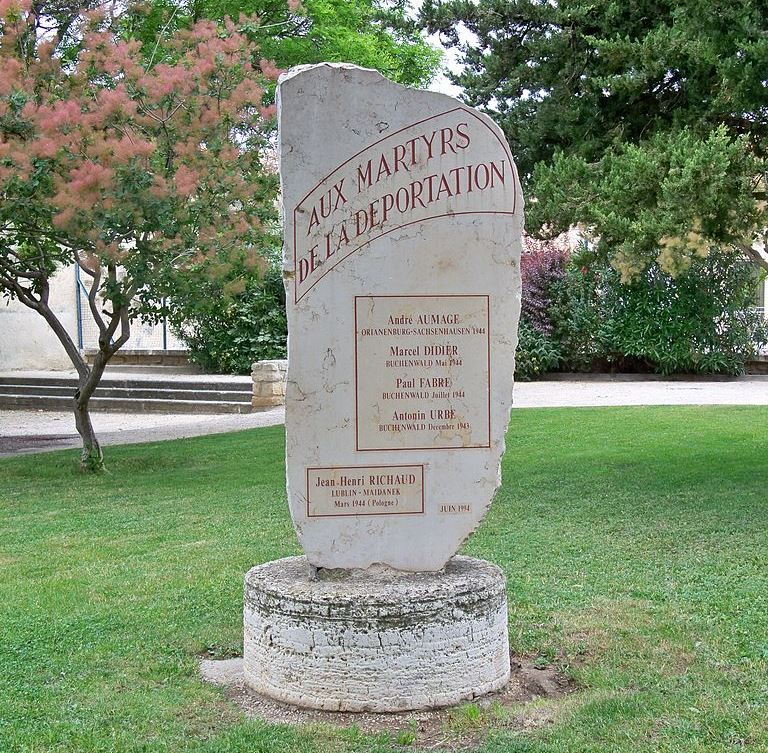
xmin=291 ymin=107 xmax=517 ymax=303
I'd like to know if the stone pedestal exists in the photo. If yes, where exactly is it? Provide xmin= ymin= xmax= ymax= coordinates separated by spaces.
xmin=243 ymin=556 xmax=510 ymax=712
xmin=251 ymin=359 xmax=288 ymax=409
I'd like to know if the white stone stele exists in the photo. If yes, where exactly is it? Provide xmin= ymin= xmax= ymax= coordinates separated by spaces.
xmin=243 ymin=555 xmax=510 ymax=712
xmin=279 ymin=63 xmax=523 ymax=572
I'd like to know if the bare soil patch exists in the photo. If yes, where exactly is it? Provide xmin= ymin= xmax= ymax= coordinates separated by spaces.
xmin=200 ymin=655 xmax=577 ymax=750
xmin=0 ymin=434 xmax=75 ymax=454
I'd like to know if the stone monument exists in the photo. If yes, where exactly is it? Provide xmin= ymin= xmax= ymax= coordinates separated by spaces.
xmin=243 ymin=63 xmax=523 ymax=712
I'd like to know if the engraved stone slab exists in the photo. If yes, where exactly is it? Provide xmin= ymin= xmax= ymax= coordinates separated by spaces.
xmin=280 ymin=63 xmax=523 ymax=571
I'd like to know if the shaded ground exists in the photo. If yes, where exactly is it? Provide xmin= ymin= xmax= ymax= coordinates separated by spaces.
xmin=0 ymin=434 xmax=75 ymax=453
xmin=0 ymin=406 xmax=285 ymax=456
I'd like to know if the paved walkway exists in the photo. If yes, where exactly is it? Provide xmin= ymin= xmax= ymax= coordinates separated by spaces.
xmin=1 ymin=375 xmax=766 ymax=457
xmin=514 ymin=375 xmax=768 ymax=408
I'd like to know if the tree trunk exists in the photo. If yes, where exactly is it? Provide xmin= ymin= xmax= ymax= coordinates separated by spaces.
xmin=2 ymin=257 xmax=132 ymax=472
xmin=32 ymin=296 xmax=108 ymax=472
xmin=73 ymin=348 xmax=114 ymax=473
xmin=74 ymin=386 xmax=103 ymax=472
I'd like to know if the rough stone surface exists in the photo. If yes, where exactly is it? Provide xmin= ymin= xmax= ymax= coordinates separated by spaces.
xmin=279 ymin=63 xmax=523 ymax=572
xmin=243 ymin=555 xmax=510 ymax=712
xmin=251 ymin=359 xmax=288 ymax=408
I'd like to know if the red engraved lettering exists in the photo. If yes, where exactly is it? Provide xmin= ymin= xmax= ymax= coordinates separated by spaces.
xmin=306 ymin=206 xmax=319 ymax=236
xmin=420 ymin=131 xmax=436 ymax=159
xmin=440 ymin=126 xmax=456 ymax=155
xmin=436 ymin=174 xmax=453 ymax=200
xmin=382 ymin=193 xmax=395 ymax=222
xmin=410 ymin=178 xmax=426 ymax=209
xmin=455 ymin=122 xmax=471 ymax=149
xmin=298 ymin=257 xmax=309 ymax=283
xmin=490 ymin=159 xmax=506 ymax=187
xmin=368 ymin=198 xmax=380 ymax=228
xmin=475 ymin=162 xmax=491 ymax=190
xmin=357 ymin=160 xmax=372 ymax=192
xmin=449 ymin=166 xmax=464 ymax=195
xmin=355 ymin=208 xmax=368 ymax=236
xmin=395 ymin=187 xmax=410 ymax=213
xmin=376 ymin=153 xmax=392 ymax=182
xmin=393 ymin=144 xmax=408 ymax=173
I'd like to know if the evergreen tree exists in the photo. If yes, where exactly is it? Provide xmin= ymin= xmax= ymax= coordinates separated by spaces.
xmin=422 ymin=0 xmax=768 ymax=278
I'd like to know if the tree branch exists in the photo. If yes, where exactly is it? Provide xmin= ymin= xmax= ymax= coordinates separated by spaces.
xmin=84 ymin=263 xmax=108 ymax=339
xmin=0 ymin=266 xmax=42 ymax=311
xmin=739 ymin=241 xmax=768 ymax=274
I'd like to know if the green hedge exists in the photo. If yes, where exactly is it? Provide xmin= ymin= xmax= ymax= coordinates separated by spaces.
xmin=517 ymin=248 xmax=767 ymax=378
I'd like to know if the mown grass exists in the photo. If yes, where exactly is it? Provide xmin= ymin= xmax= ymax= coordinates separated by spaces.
xmin=1 ymin=406 xmax=767 ymax=752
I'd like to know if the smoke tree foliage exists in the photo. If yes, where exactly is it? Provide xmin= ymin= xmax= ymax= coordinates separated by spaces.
xmin=422 ymin=0 xmax=768 ymax=279
xmin=118 ymin=0 xmax=441 ymax=372
xmin=123 ymin=0 xmax=441 ymax=88
xmin=0 ymin=0 xmax=279 ymax=471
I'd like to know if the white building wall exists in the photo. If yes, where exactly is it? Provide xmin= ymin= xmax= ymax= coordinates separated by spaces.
xmin=0 ymin=266 xmax=78 ymax=370
xmin=1 ymin=264 xmax=186 ymax=372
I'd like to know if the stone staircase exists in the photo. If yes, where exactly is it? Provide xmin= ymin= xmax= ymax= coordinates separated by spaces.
xmin=0 ymin=371 xmax=254 ymax=414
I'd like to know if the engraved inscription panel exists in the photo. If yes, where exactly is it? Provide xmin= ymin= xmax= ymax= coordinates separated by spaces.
xmin=355 ymin=295 xmax=490 ymax=451
xmin=307 ymin=465 xmax=425 ymax=517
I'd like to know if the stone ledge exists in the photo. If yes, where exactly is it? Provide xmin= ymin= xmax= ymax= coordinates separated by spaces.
xmin=251 ymin=359 xmax=288 ymax=409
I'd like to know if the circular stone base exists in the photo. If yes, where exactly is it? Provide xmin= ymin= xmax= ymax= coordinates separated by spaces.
xmin=243 ymin=555 xmax=510 ymax=712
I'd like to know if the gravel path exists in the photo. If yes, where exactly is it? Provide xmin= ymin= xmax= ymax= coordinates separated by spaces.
xmin=1 ymin=376 xmax=766 ymax=457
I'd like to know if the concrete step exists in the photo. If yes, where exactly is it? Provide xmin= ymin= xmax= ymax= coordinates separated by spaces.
xmin=0 ymin=375 xmax=252 ymax=392
xmin=105 ymin=364 xmax=203 ymax=375
xmin=2 ymin=384 xmax=252 ymax=403
xmin=0 ymin=371 xmax=254 ymax=414
xmin=0 ymin=393 xmax=252 ymax=414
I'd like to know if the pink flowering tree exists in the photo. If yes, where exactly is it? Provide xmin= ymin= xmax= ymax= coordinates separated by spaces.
xmin=0 ymin=1 xmax=279 ymax=471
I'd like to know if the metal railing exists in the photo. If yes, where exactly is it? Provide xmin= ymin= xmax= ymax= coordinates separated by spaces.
xmin=74 ymin=265 xmax=186 ymax=352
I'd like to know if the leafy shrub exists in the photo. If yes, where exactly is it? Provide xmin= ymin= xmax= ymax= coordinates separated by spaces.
xmin=515 ymin=320 xmax=562 ymax=380
xmin=175 ymin=263 xmax=287 ymax=374
xmin=550 ymin=249 xmax=767 ymax=375
xmin=599 ymin=252 xmax=767 ymax=375
xmin=549 ymin=259 xmax=607 ymax=371
xmin=520 ymin=235 xmax=570 ymax=334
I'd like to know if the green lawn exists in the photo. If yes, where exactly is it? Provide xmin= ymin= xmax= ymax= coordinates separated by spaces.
xmin=2 ymin=406 xmax=767 ymax=753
